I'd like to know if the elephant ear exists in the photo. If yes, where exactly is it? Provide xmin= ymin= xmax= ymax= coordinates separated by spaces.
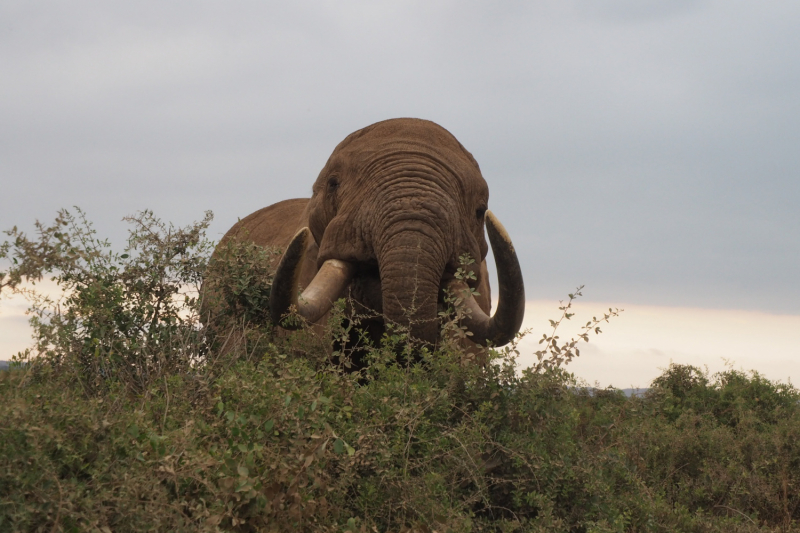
xmin=270 ymin=227 xmax=355 ymax=328
xmin=315 ymin=214 xmax=373 ymax=266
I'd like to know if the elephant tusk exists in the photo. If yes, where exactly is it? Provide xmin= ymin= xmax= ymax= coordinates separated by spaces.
xmin=446 ymin=210 xmax=525 ymax=346
xmin=269 ymin=227 xmax=355 ymax=328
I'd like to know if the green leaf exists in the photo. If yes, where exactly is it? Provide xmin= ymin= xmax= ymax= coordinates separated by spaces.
xmin=334 ymin=438 xmax=344 ymax=454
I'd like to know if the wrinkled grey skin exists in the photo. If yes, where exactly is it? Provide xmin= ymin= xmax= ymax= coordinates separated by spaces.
xmin=215 ymin=118 xmax=521 ymax=346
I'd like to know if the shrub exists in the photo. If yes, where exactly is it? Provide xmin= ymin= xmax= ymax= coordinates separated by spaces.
xmin=0 ymin=208 xmax=218 ymax=392
xmin=1 ymin=209 xmax=798 ymax=532
xmin=200 ymin=235 xmax=281 ymax=340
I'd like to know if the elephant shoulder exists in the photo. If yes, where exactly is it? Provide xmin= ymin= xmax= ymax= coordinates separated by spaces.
xmin=222 ymin=198 xmax=310 ymax=249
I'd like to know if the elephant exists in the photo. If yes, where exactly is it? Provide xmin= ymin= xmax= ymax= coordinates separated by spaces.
xmin=212 ymin=118 xmax=525 ymax=356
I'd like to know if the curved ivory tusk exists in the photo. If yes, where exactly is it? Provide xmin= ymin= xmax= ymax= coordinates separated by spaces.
xmin=269 ymin=227 xmax=355 ymax=328
xmin=446 ymin=210 xmax=525 ymax=346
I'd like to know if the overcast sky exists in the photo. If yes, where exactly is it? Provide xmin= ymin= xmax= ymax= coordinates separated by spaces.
xmin=1 ymin=2 xmax=799 ymax=380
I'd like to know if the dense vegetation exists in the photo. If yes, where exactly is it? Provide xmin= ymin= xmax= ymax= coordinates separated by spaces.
xmin=1 ymin=210 xmax=798 ymax=532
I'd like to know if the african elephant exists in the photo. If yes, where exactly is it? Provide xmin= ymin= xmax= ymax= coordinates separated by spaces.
xmin=214 ymin=118 xmax=525 ymax=351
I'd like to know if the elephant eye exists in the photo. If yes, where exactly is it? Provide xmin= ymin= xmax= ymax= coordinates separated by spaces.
xmin=327 ymin=176 xmax=339 ymax=193
xmin=476 ymin=206 xmax=487 ymax=220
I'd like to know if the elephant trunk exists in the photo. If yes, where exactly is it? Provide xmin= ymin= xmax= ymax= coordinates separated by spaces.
xmin=375 ymin=220 xmax=450 ymax=345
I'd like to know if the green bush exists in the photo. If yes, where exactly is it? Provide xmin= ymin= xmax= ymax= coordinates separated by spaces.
xmin=200 ymin=235 xmax=281 ymax=339
xmin=1 ymin=210 xmax=799 ymax=532
xmin=1 ymin=208 xmax=216 ymax=392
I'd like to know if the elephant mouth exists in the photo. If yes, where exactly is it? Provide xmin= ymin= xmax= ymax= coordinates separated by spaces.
xmin=269 ymin=211 xmax=525 ymax=347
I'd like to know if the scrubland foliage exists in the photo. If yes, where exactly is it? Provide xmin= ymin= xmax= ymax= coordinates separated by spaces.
xmin=1 ymin=209 xmax=799 ymax=532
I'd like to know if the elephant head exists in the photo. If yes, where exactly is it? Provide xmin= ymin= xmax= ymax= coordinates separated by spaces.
xmin=270 ymin=118 xmax=525 ymax=347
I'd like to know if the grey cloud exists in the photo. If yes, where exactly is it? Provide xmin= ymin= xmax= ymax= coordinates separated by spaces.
xmin=1 ymin=1 xmax=798 ymax=313
xmin=575 ymin=0 xmax=706 ymax=22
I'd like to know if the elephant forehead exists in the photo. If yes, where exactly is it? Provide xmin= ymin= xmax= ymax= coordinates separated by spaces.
xmin=332 ymin=119 xmax=481 ymax=171
xmin=338 ymin=118 xmax=461 ymax=148
xmin=340 ymin=146 xmax=488 ymax=200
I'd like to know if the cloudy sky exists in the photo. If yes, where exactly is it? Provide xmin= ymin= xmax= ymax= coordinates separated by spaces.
xmin=1 ymin=1 xmax=798 ymax=386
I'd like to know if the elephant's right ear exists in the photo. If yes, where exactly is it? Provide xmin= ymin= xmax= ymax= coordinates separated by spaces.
xmin=270 ymin=227 xmax=354 ymax=328
xmin=302 ymin=195 xmax=326 ymax=247
xmin=270 ymin=228 xmax=314 ymax=326
xmin=314 ymin=214 xmax=372 ymax=267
